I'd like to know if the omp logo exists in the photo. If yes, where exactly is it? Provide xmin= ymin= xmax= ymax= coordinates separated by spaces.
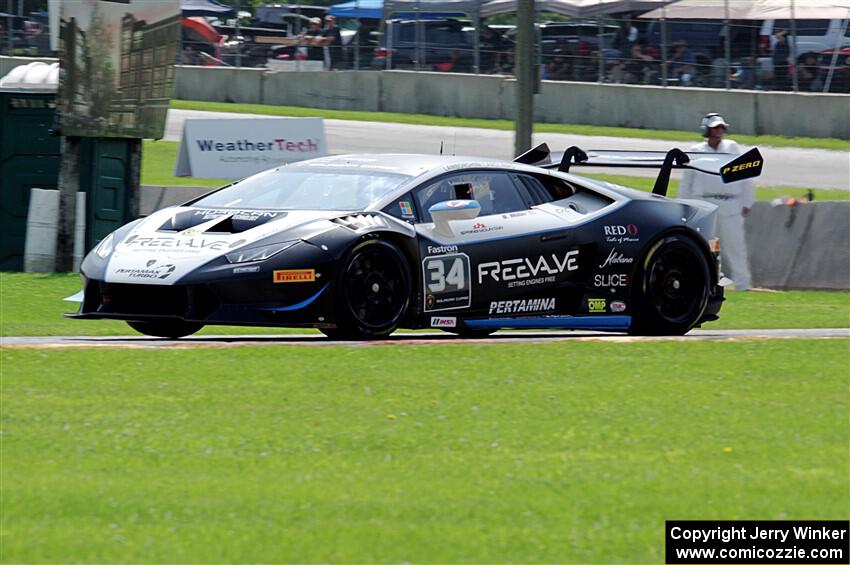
xmin=722 ymin=160 xmax=760 ymax=175
xmin=588 ymin=298 xmax=606 ymax=313
xmin=489 ymin=298 xmax=556 ymax=314
xmin=478 ymin=250 xmax=579 ymax=284
xmin=430 ymin=317 xmax=456 ymax=328
xmin=273 ymin=269 xmax=316 ymax=283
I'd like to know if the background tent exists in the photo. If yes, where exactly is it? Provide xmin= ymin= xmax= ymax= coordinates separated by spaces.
xmin=329 ymin=0 xmax=384 ymax=19
xmin=480 ymin=0 xmax=674 ymax=17
xmin=180 ymin=0 xmax=235 ymax=18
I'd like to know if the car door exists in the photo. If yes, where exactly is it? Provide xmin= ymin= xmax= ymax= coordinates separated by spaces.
xmin=410 ymin=170 xmax=584 ymax=320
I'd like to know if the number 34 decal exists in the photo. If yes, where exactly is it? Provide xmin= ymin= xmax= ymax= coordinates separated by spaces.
xmin=423 ymin=253 xmax=472 ymax=312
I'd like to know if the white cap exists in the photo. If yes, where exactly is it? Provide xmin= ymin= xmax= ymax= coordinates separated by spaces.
xmin=705 ymin=115 xmax=729 ymax=129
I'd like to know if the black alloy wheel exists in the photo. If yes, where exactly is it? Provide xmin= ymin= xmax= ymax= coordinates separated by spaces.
xmin=630 ymin=234 xmax=711 ymax=336
xmin=126 ymin=320 xmax=204 ymax=339
xmin=326 ymin=238 xmax=411 ymax=340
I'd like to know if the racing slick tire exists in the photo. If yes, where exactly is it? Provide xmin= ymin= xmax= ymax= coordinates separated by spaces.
xmin=329 ymin=238 xmax=411 ymax=340
xmin=629 ymin=234 xmax=711 ymax=336
xmin=126 ymin=320 xmax=204 ymax=338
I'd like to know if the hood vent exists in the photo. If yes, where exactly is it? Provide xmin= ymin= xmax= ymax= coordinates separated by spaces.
xmin=158 ymin=209 xmax=285 ymax=234
xmin=333 ymin=214 xmax=387 ymax=231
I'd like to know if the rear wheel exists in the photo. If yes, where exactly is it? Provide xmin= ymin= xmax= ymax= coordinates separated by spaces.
xmin=127 ymin=320 xmax=204 ymax=338
xmin=629 ymin=235 xmax=711 ymax=336
xmin=330 ymin=239 xmax=411 ymax=340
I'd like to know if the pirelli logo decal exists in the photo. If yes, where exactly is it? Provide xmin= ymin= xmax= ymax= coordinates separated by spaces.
xmin=273 ymin=269 xmax=315 ymax=283
xmin=720 ymin=148 xmax=763 ymax=184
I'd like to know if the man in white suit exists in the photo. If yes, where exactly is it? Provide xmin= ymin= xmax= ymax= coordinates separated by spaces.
xmin=679 ymin=113 xmax=754 ymax=291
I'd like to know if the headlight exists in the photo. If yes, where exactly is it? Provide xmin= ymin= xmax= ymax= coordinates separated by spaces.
xmin=225 ymin=240 xmax=298 ymax=264
xmin=95 ymin=233 xmax=115 ymax=259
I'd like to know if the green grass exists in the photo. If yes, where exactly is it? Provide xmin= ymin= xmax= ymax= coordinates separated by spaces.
xmin=2 ymin=341 xmax=847 ymax=562
xmin=142 ymin=140 xmax=847 ymax=201
xmin=171 ymin=100 xmax=850 ymax=152
xmin=1 ymin=273 xmax=848 ymax=337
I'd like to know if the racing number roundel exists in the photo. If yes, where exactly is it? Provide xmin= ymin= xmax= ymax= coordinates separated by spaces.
xmin=423 ymin=253 xmax=471 ymax=311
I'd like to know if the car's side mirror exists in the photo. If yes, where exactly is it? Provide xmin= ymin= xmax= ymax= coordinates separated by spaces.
xmin=429 ymin=199 xmax=480 ymax=235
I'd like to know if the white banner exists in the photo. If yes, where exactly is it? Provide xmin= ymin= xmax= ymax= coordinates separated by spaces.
xmin=174 ymin=118 xmax=328 ymax=179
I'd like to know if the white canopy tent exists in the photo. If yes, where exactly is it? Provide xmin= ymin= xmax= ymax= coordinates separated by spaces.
xmin=640 ymin=0 xmax=850 ymax=19
xmin=480 ymin=0 xmax=675 ymax=17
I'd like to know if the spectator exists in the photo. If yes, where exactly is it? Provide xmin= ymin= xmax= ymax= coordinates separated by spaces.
xmin=611 ymin=18 xmax=639 ymax=57
xmin=181 ymin=45 xmax=200 ymax=65
xmin=772 ymin=28 xmax=790 ymax=90
xmin=796 ymin=52 xmax=823 ymax=91
xmin=679 ymin=113 xmax=754 ymax=291
xmin=730 ymin=54 xmax=758 ymax=90
xmin=299 ymin=17 xmax=325 ymax=63
xmin=479 ymin=26 xmax=504 ymax=73
xmin=545 ymin=51 xmax=571 ymax=81
xmin=322 ymin=15 xmax=343 ymax=69
xmin=623 ymin=43 xmax=656 ymax=84
xmin=669 ymin=40 xmax=697 ymax=85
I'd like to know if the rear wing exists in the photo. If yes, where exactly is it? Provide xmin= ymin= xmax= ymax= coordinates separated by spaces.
xmin=514 ymin=143 xmax=764 ymax=197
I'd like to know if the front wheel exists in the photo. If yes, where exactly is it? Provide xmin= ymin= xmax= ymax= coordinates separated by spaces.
xmin=629 ymin=235 xmax=711 ymax=336
xmin=127 ymin=320 xmax=204 ymax=338
xmin=332 ymin=238 xmax=411 ymax=340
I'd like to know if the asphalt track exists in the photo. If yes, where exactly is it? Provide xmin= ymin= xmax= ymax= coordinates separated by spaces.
xmin=164 ymin=109 xmax=850 ymax=191
xmin=2 ymin=328 xmax=847 ymax=348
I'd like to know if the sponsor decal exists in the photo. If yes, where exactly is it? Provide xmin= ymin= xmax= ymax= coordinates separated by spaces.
xmin=430 ymin=316 xmax=457 ymax=328
xmin=594 ymin=273 xmax=630 ymax=287
xmin=604 ymin=224 xmax=639 ymax=244
xmin=722 ymin=160 xmax=760 ymax=175
xmin=115 ymin=260 xmax=176 ymax=280
xmin=273 ymin=269 xmax=316 ymax=283
xmin=196 ymin=138 xmax=320 ymax=153
xmin=427 ymin=244 xmax=459 ymax=255
xmin=598 ymin=248 xmax=635 ymax=269
xmin=611 ymin=301 xmax=627 ymax=313
xmin=588 ymin=298 xmax=607 ymax=313
xmin=423 ymin=253 xmax=472 ymax=311
xmin=399 ymin=201 xmax=414 ymax=218
xmin=489 ymin=298 xmax=556 ymax=315
xmin=459 ymin=222 xmax=504 ymax=236
xmin=123 ymin=235 xmax=230 ymax=253
xmin=234 ymin=265 xmax=260 ymax=274
xmin=478 ymin=250 xmax=579 ymax=287
xmin=192 ymin=209 xmax=280 ymax=220
xmin=446 ymin=200 xmax=470 ymax=208
xmin=502 ymin=211 xmax=529 ymax=219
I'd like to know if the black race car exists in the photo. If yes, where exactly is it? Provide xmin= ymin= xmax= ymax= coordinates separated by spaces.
xmin=68 ymin=144 xmax=763 ymax=339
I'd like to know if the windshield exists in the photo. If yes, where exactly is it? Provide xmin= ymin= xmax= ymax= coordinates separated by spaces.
xmin=192 ymin=167 xmax=411 ymax=211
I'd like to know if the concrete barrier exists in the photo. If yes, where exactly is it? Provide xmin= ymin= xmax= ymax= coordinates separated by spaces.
xmin=140 ymin=185 xmax=215 ymax=216
xmin=263 ymin=70 xmax=381 ymax=111
xmin=172 ymin=67 xmax=849 ymax=139
xmin=173 ymin=65 xmax=265 ymax=104
xmin=754 ymin=91 xmax=850 ymax=139
xmin=747 ymin=201 xmax=850 ymax=290
xmin=381 ymin=71 xmax=506 ymax=119
xmin=1 ymin=57 xmax=846 ymax=139
xmin=23 ymin=188 xmax=59 ymax=273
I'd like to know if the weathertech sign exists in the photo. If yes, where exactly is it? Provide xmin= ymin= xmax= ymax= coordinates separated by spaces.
xmin=273 ymin=269 xmax=315 ymax=283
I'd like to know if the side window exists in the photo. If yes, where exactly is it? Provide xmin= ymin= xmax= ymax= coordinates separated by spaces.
xmin=414 ymin=171 xmax=529 ymax=223
xmin=382 ymin=195 xmax=418 ymax=223
xmin=517 ymin=174 xmax=578 ymax=202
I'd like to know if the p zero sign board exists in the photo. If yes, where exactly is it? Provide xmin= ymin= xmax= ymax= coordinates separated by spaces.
xmin=174 ymin=118 xmax=328 ymax=179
